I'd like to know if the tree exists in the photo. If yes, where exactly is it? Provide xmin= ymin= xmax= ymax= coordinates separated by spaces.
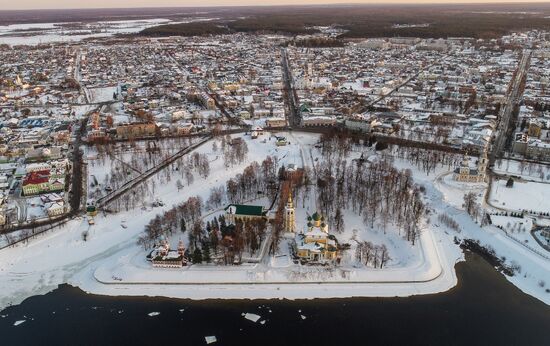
xmin=334 ymin=208 xmax=345 ymax=233
xmin=210 ymin=228 xmax=219 ymax=253
xmin=463 ymin=192 xmax=477 ymax=216
xmin=506 ymin=177 xmax=514 ymax=188
xmin=185 ymin=169 xmax=194 ymax=186
xmin=202 ymin=242 xmax=212 ymax=263
xmin=192 ymin=248 xmax=203 ymax=264
xmin=191 ymin=220 xmax=204 ymax=247
xmin=180 ymin=219 xmax=187 ymax=233
xmin=379 ymin=244 xmax=390 ymax=268
xmin=176 ymin=179 xmax=184 ymax=191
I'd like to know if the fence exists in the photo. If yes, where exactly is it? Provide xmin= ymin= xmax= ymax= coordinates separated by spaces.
xmin=501 ymin=230 xmax=550 ymax=260
xmin=0 ymin=215 xmax=75 ymax=251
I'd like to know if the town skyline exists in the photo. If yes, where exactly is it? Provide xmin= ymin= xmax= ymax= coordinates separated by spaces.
xmin=0 ymin=3 xmax=549 ymax=344
xmin=3 ymin=0 xmax=550 ymax=11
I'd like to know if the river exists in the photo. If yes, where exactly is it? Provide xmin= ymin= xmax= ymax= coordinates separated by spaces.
xmin=0 ymin=252 xmax=549 ymax=345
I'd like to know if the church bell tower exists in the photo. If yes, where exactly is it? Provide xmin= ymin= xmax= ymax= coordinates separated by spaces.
xmin=284 ymin=193 xmax=296 ymax=233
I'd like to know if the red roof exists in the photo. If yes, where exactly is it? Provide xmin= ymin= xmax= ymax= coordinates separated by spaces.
xmin=23 ymin=170 xmax=50 ymax=186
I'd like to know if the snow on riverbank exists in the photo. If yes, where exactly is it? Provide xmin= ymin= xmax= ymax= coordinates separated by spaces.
xmin=0 ymin=132 xmax=548 ymax=311
xmin=0 ymin=132 xmax=314 ymax=310
xmin=432 ymin=175 xmax=550 ymax=305
xmin=69 ymin=133 xmax=463 ymax=301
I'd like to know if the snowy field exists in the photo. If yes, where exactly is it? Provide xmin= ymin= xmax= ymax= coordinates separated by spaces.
xmin=0 ymin=19 xmax=171 ymax=46
xmin=434 ymin=172 xmax=487 ymax=209
xmin=85 ymin=136 xmax=200 ymax=201
xmin=0 ymin=18 xmax=219 ymax=46
xmin=0 ymin=131 xmax=549 ymax=311
xmin=490 ymin=179 xmax=550 ymax=214
xmin=87 ymin=86 xmax=119 ymax=104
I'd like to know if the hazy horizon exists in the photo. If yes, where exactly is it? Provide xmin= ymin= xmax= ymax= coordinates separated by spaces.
xmin=3 ymin=0 xmax=550 ymax=11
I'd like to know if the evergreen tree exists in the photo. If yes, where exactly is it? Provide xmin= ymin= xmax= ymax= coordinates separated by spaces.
xmin=210 ymin=229 xmax=219 ymax=252
xmin=192 ymin=248 xmax=203 ymax=264
xmin=506 ymin=177 xmax=514 ymax=188
xmin=202 ymin=242 xmax=211 ymax=263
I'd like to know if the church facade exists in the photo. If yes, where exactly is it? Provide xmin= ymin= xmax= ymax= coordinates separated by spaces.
xmin=453 ymin=149 xmax=488 ymax=183
xmin=295 ymin=212 xmax=338 ymax=263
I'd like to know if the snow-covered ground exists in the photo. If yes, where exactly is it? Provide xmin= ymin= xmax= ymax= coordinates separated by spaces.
xmin=490 ymin=179 xmax=550 ymax=214
xmin=0 ymin=131 xmax=548 ymax=311
xmin=87 ymin=86 xmax=119 ymax=104
xmin=0 ymin=18 xmax=219 ymax=46
xmin=434 ymin=172 xmax=487 ymax=209
xmin=86 ymin=136 xmax=199 ymax=201
xmin=493 ymin=158 xmax=550 ymax=183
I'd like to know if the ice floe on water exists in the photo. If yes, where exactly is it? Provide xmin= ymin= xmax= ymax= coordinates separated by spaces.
xmin=243 ymin=312 xmax=261 ymax=323
xmin=147 ymin=312 xmax=160 ymax=317
xmin=205 ymin=335 xmax=217 ymax=344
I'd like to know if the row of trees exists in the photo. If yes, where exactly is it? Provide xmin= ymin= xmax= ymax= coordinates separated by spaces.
xmin=201 ymin=215 xmax=269 ymax=264
xmin=225 ymin=156 xmax=280 ymax=205
xmin=314 ymin=134 xmax=425 ymax=244
xmin=437 ymin=214 xmax=461 ymax=233
xmin=355 ymin=241 xmax=390 ymax=268
xmin=314 ymin=152 xmax=425 ymax=244
xmin=392 ymin=145 xmax=462 ymax=176
xmin=138 ymin=196 xmax=203 ymax=249
xmin=138 ymin=152 xmax=281 ymax=263
xmin=222 ymin=136 xmax=249 ymax=168
xmin=463 ymin=192 xmax=485 ymax=224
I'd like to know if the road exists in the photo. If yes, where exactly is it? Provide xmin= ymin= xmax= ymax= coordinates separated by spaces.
xmin=74 ymin=47 xmax=90 ymax=104
xmin=281 ymin=48 xmax=301 ymax=128
xmin=488 ymin=49 xmax=531 ymax=167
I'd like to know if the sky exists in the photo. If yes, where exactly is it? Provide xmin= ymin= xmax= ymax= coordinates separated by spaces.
xmin=2 ymin=0 xmax=549 ymax=11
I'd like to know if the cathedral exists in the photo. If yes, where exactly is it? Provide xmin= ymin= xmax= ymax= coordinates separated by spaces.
xmin=453 ymin=149 xmax=488 ymax=183
xmin=295 ymin=212 xmax=338 ymax=263
xmin=283 ymin=193 xmax=338 ymax=263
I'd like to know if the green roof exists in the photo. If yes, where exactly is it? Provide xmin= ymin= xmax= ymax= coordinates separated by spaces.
xmin=225 ymin=204 xmax=265 ymax=217
xmin=300 ymin=104 xmax=311 ymax=113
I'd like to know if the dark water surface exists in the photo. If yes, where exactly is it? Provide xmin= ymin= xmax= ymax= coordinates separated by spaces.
xmin=1 ymin=253 xmax=549 ymax=346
